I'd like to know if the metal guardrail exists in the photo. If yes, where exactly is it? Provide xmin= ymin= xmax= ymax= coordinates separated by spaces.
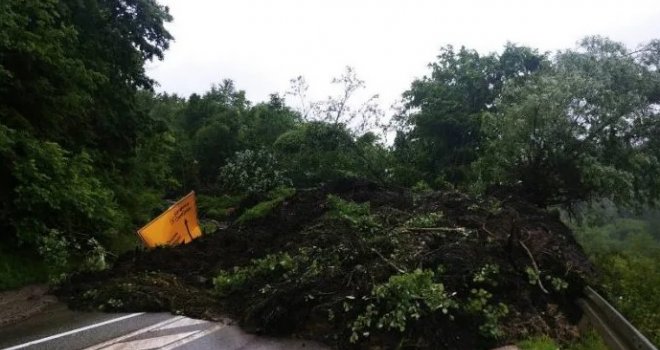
xmin=577 ymin=286 xmax=657 ymax=350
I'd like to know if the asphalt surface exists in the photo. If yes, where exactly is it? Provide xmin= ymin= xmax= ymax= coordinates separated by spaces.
xmin=0 ymin=303 xmax=327 ymax=350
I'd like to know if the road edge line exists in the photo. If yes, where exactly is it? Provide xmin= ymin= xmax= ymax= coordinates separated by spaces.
xmin=1 ymin=312 xmax=145 ymax=350
xmin=83 ymin=316 xmax=184 ymax=350
xmin=159 ymin=323 xmax=226 ymax=350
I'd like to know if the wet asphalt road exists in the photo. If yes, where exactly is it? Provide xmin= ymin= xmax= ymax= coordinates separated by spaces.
xmin=0 ymin=303 xmax=326 ymax=350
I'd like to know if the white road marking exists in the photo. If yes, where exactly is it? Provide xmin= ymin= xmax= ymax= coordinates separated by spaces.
xmin=159 ymin=317 xmax=208 ymax=330
xmin=159 ymin=323 xmax=226 ymax=350
xmin=96 ymin=330 xmax=199 ymax=350
xmin=85 ymin=316 xmax=224 ymax=350
xmin=84 ymin=316 xmax=184 ymax=350
xmin=1 ymin=313 xmax=145 ymax=350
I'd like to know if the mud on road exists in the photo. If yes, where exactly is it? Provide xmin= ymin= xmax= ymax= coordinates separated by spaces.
xmin=56 ymin=179 xmax=595 ymax=349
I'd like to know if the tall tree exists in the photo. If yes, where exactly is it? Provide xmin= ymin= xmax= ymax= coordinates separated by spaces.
xmin=395 ymin=44 xmax=546 ymax=185
xmin=0 ymin=0 xmax=173 ymax=269
xmin=477 ymin=37 xmax=660 ymax=207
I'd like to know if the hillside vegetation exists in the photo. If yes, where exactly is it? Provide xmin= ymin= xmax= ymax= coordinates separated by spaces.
xmin=1 ymin=0 xmax=659 ymax=348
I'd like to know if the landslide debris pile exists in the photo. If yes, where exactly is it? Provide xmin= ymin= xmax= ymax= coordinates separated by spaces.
xmin=57 ymin=180 xmax=594 ymax=349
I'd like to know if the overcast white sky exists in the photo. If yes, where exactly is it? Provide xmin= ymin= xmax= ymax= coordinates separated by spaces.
xmin=148 ymin=0 xmax=660 ymax=109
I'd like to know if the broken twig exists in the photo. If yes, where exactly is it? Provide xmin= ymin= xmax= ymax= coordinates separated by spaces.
xmin=519 ymin=240 xmax=549 ymax=294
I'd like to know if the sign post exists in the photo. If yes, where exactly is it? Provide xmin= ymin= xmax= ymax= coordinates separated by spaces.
xmin=137 ymin=191 xmax=202 ymax=248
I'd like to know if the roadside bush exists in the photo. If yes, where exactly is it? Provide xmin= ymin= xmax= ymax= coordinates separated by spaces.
xmin=0 ymin=126 xmax=123 ymax=275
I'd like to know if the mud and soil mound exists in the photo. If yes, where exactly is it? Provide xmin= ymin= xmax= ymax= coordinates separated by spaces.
xmin=56 ymin=179 xmax=595 ymax=349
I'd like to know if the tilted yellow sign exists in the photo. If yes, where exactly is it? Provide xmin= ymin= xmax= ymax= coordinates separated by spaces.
xmin=137 ymin=191 xmax=202 ymax=248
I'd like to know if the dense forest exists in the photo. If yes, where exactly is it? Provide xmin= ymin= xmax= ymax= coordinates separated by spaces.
xmin=1 ymin=0 xmax=659 ymax=347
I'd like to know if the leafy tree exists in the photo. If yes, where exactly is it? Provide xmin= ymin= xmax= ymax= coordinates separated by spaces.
xmin=0 ymin=125 xmax=123 ymax=270
xmin=0 ymin=0 xmax=172 ymax=151
xmin=395 ymin=44 xmax=547 ymax=185
xmin=239 ymin=94 xmax=301 ymax=148
xmin=476 ymin=37 xmax=660 ymax=207
xmin=0 ymin=0 xmax=173 ymax=273
xmin=274 ymin=122 xmax=357 ymax=185
xmin=176 ymin=80 xmax=253 ymax=186
xmin=273 ymin=122 xmax=389 ymax=186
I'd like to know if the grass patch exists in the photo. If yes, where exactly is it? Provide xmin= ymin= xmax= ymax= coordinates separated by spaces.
xmin=236 ymin=187 xmax=295 ymax=224
xmin=198 ymin=194 xmax=245 ymax=220
xmin=518 ymin=330 xmax=607 ymax=350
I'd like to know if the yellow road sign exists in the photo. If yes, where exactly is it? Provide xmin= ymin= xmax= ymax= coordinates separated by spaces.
xmin=137 ymin=191 xmax=202 ymax=248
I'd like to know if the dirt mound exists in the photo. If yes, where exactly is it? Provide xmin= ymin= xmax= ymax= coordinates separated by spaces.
xmin=56 ymin=179 xmax=595 ymax=349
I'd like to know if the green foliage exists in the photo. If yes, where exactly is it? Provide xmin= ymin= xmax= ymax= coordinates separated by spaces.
xmin=0 ymin=0 xmax=172 ymax=283
xmin=350 ymin=269 xmax=457 ymax=342
xmin=0 ymin=246 xmax=48 ymax=290
xmin=236 ymin=199 xmax=281 ymax=224
xmin=0 ymin=126 xmax=123 ymax=273
xmin=404 ymin=212 xmax=444 ymax=228
xmin=546 ymin=275 xmax=569 ymax=292
xmin=465 ymin=288 xmax=509 ymax=338
xmin=472 ymin=264 xmax=499 ymax=285
xmin=240 ymin=94 xmax=301 ymax=148
xmin=395 ymin=44 xmax=547 ymax=185
xmin=395 ymin=38 xmax=660 ymax=209
xmin=268 ymin=186 xmax=296 ymax=199
xmin=595 ymin=252 xmax=660 ymax=343
xmin=236 ymin=187 xmax=296 ymax=224
xmin=519 ymin=330 xmax=607 ymax=350
xmin=0 ymin=0 xmax=172 ymax=150
xmin=274 ymin=122 xmax=389 ymax=186
xmin=326 ymin=195 xmax=379 ymax=230
xmin=475 ymin=37 xmax=660 ymax=207
xmin=1 ymin=8 xmax=658 ymax=349
xmin=218 ymin=148 xmax=291 ymax=195
xmin=518 ymin=335 xmax=558 ymax=350
xmin=197 ymin=194 xmax=244 ymax=221
xmin=274 ymin=122 xmax=355 ymax=184
xmin=411 ymin=180 xmax=433 ymax=194
xmin=572 ymin=206 xmax=660 ymax=344
xmin=169 ymin=84 xmax=299 ymax=190
xmin=213 ymin=252 xmax=296 ymax=296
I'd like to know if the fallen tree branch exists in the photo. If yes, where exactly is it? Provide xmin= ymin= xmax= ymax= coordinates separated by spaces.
xmin=519 ymin=240 xmax=549 ymax=294
xmin=370 ymin=248 xmax=406 ymax=274
xmin=481 ymin=223 xmax=497 ymax=238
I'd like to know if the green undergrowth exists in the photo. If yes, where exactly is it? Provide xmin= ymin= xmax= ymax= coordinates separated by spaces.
xmin=197 ymin=194 xmax=245 ymax=221
xmin=236 ymin=187 xmax=295 ymax=223
xmin=326 ymin=194 xmax=379 ymax=229
xmin=213 ymin=252 xmax=297 ymax=296
xmin=518 ymin=330 xmax=607 ymax=350
xmin=0 ymin=247 xmax=49 ymax=290
xmin=349 ymin=268 xmax=458 ymax=342
xmin=572 ymin=214 xmax=660 ymax=344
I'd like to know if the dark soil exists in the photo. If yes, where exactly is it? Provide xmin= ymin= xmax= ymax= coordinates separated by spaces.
xmin=55 ymin=179 xmax=595 ymax=349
